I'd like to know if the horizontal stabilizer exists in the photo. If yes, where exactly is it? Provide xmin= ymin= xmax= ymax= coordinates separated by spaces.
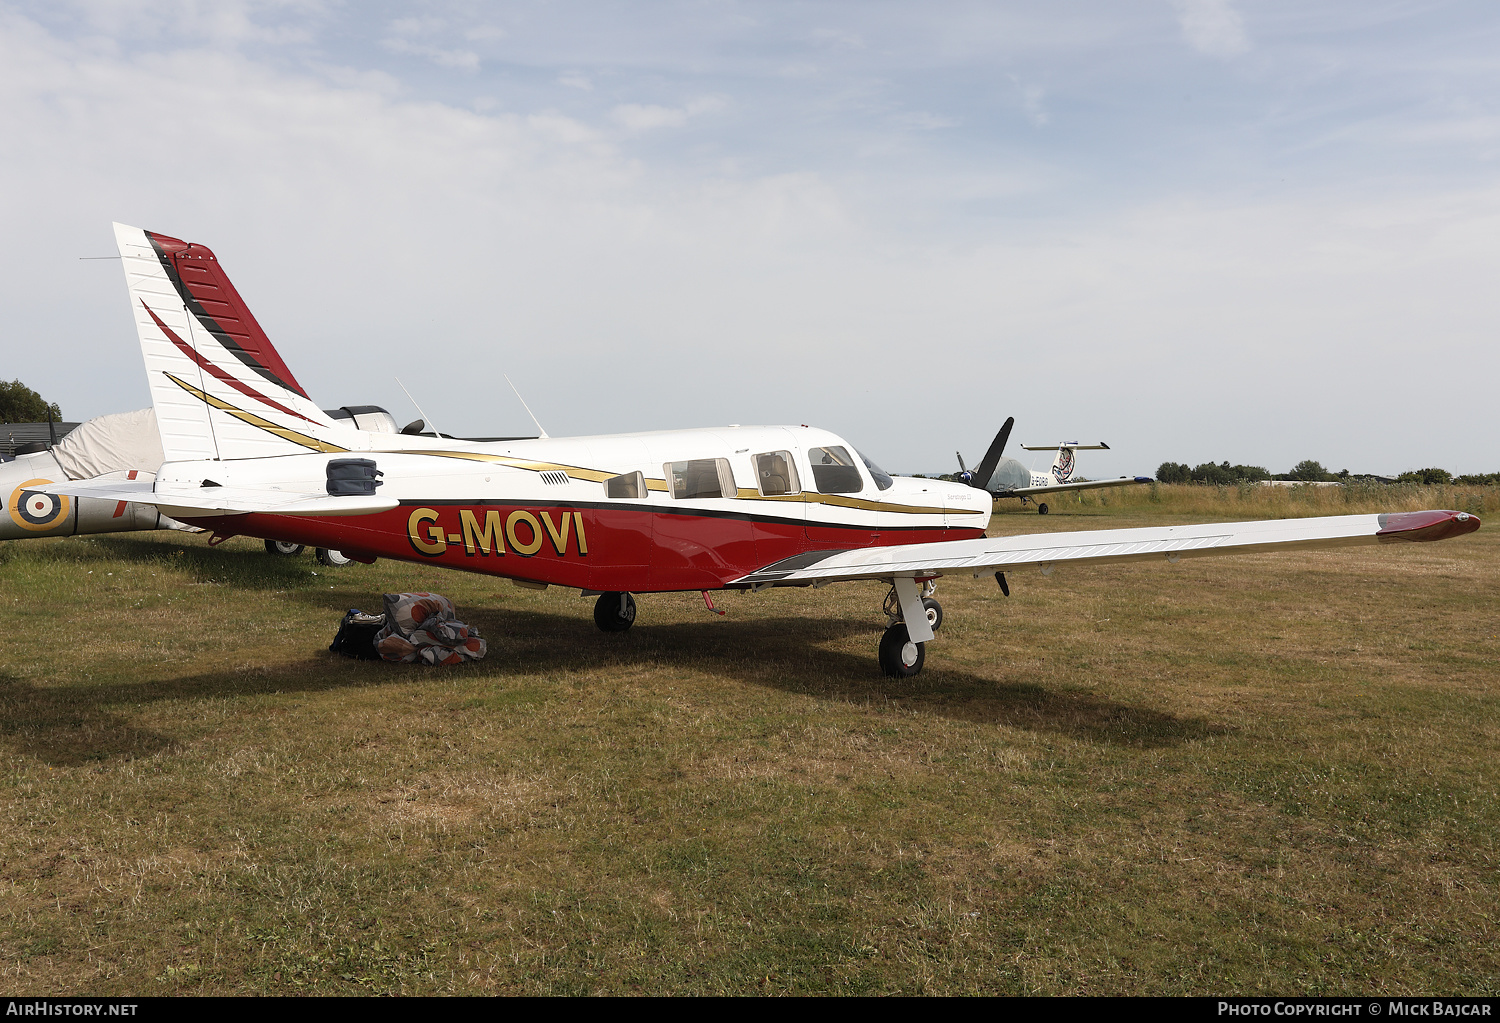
xmin=999 ymin=475 xmax=1153 ymax=497
xmin=733 ymin=511 xmax=1480 ymax=587
xmin=1020 ymin=442 xmax=1110 ymax=451
xmin=32 ymin=473 xmax=396 ymax=518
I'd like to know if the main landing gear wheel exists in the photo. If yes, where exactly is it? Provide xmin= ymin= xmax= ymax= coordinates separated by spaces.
xmin=921 ymin=597 xmax=943 ymax=633
xmin=594 ymin=591 xmax=637 ymax=632
xmin=265 ymin=540 xmax=305 ymax=556
xmin=879 ymin=623 xmax=925 ymax=678
xmin=1037 ymin=502 xmax=1050 ymax=515
xmin=315 ymin=548 xmax=354 ymax=567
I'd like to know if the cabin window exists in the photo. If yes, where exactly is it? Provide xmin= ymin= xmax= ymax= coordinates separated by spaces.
xmin=753 ymin=451 xmax=800 ymax=496
xmin=666 ymin=458 xmax=736 ymax=500
xmin=605 ymin=471 xmax=646 ymax=499
xmin=857 ymin=449 xmax=894 ymax=491
xmin=806 ymin=446 xmax=863 ymax=494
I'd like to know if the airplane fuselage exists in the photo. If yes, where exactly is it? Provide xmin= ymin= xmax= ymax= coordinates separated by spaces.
xmin=165 ymin=425 xmax=991 ymax=593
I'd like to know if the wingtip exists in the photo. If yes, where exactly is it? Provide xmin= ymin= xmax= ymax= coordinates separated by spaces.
xmin=1376 ymin=509 xmax=1481 ymax=543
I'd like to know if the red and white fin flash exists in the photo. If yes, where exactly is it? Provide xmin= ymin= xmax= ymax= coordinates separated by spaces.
xmin=113 ymin=223 xmax=361 ymax=462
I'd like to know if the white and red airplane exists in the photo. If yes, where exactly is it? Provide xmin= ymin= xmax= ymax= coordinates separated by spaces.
xmin=33 ymin=224 xmax=1482 ymax=677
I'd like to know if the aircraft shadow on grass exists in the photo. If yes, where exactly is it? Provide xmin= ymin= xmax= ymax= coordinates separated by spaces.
xmin=0 ymin=598 xmax=1224 ymax=767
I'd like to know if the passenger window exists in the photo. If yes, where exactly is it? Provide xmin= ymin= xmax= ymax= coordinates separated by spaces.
xmin=605 ymin=471 xmax=645 ymax=499
xmin=666 ymin=458 xmax=736 ymax=500
xmin=753 ymin=451 xmax=800 ymax=496
xmin=806 ymin=446 xmax=863 ymax=494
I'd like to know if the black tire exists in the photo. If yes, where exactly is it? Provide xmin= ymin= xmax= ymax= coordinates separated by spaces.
xmin=265 ymin=540 xmax=305 ymax=556
xmin=878 ymin=623 xmax=925 ymax=677
xmin=594 ymin=591 xmax=637 ymax=632
xmin=921 ymin=597 xmax=943 ymax=632
xmin=315 ymin=548 xmax=354 ymax=567
xmin=1038 ymin=503 xmax=1049 ymax=515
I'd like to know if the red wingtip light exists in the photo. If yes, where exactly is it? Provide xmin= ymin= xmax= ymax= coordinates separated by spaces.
xmin=1376 ymin=510 xmax=1482 ymax=543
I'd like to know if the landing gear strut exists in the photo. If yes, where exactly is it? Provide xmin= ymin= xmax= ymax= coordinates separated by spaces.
xmin=594 ymin=591 xmax=637 ymax=632
xmin=878 ymin=578 xmax=939 ymax=677
xmin=883 ymin=586 xmax=942 ymax=633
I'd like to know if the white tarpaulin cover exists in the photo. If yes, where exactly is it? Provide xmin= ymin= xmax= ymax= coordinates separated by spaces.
xmin=52 ymin=408 xmax=164 ymax=481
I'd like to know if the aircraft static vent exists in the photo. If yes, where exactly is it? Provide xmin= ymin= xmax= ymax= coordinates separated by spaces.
xmin=540 ymin=471 xmax=570 ymax=486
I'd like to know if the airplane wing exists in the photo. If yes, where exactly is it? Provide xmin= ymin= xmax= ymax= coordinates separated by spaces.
xmin=733 ymin=510 xmax=1479 ymax=587
xmin=998 ymin=475 xmax=1154 ymax=497
xmin=30 ymin=473 xmax=396 ymax=518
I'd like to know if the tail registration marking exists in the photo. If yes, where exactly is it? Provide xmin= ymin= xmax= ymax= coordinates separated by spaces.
xmin=409 ymin=507 xmax=588 ymax=558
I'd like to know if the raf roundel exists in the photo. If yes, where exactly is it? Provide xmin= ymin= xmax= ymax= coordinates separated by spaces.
xmin=7 ymin=478 xmax=71 ymax=532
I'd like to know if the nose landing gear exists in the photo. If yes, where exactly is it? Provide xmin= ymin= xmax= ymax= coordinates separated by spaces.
xmin=879 ymin=577 xmax=940 ymax=677
xmin=878 ymin=623 xmax=925 ymax=677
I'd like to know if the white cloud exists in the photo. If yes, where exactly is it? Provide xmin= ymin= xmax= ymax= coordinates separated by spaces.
xmin=891 ymin=112 xmax=959 ymax=131
xmin=1170 ymin=0 xmax=1249 ymax=58
xmin=381 ymin=36 xmax=480 ymax=71
xmin=611 ymin=95 xmax=725 ymax=132
xmin=1020 ymin=83 xmax=1048 ymax=127
xmin=34 ymin=0 xmax=326 ymax=46
xmin=558 ymin=72 xmax=592 ymax=91
xmin=381 ymin=15 xmax=479 ymax=70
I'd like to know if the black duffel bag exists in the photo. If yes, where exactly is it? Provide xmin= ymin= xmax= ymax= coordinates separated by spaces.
xmin=329 ymin=608 xmax=387 ymax=660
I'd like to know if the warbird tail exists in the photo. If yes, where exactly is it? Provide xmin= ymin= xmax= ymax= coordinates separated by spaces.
xmin=112 ymin=223 xmax=362 ymax=462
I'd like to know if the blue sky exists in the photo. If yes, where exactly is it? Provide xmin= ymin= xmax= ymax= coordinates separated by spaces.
xmin=2 ymin=1 xmax=1497 ymax=475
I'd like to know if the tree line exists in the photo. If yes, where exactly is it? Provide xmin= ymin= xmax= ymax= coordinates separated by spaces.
xmin=0 ymin=379 xmax=62 ymax=424
xmin=1156 ymin=460 xmax=1499 ymax=487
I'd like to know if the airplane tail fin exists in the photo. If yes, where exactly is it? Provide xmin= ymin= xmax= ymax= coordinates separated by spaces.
xmin=113 ymin=223 xmax=362 ymax=462
xmin=1050 ymin=446 xmax=1077 ymax=482
xmin=1020 ymin=441 xmax=1109 ymax=484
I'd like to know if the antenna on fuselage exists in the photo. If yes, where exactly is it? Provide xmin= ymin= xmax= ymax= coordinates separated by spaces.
xmin=395 ymin=376 xmax=444 ymax=438
xmin=504 ymin=375 xmax=549 ymax=439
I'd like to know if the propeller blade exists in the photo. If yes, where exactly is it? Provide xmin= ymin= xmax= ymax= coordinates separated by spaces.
xmin=956 ymin=451 xmax=967 ymax=473
xmin=969 ymin=417 xmax=1014 ymax=490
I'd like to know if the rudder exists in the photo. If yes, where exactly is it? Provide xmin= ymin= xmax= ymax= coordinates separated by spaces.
xmin=113 ymin=223 xmax=359 ymax=462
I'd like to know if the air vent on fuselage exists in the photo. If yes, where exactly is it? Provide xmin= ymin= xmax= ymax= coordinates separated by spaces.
xmin=539 ymin=471 xmax=570 ymax=486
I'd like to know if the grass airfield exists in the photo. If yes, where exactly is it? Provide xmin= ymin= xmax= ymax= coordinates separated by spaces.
xmin=1 ymin=486 xmax=1496 ymax=995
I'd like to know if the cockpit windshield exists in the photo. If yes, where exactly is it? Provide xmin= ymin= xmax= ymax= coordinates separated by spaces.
xmin=857 ymin=449 xmax=894 ymax=491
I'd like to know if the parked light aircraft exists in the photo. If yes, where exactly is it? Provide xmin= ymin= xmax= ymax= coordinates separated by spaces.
xmin=957 ymin=417 xmax=1153 ymax=514
xmin=33 ymin=224 xmax=1482 ymax=677
xmin=1 ymin=406 xmax=405 ymax=566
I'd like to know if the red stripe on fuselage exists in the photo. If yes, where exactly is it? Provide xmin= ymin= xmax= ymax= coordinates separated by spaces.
xmin=142 ymin=301 xmax=317 ymax=424
xmin=176 ymin=504 xmax=979 ymax=593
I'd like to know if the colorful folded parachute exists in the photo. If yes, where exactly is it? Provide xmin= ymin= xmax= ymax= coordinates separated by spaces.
xmin=373 ymin=592 xmax=486 ymax=666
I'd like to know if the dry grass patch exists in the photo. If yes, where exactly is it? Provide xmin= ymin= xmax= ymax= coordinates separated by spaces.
xmin=0 ymin=498 xmax=1496 ymax=994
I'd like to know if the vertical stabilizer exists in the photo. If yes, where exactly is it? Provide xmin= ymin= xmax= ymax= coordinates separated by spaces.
xmin=1050 ymin=446 xmax=1077 ymax=483
xmin=113 ymin=223 xmax=363 ymax=462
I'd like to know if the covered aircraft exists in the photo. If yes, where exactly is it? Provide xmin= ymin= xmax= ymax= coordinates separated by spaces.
xmin=957 ymin=417 xmax=1153 ymax=514
xmin=2 ymin=405 xmax=392 ymax=565
xmin=34 ymin=224 xmax=1482 ymax=677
